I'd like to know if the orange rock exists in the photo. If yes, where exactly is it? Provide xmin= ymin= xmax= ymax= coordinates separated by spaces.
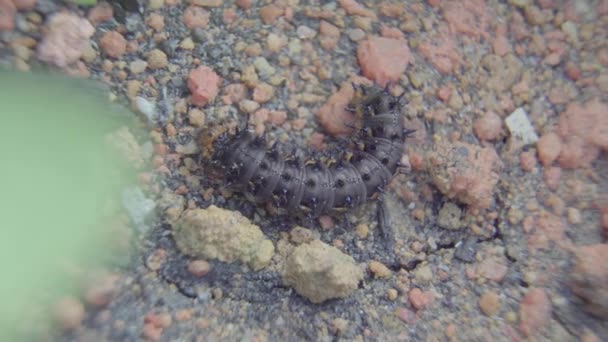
xmin=556 ymin=99 xmax=608 ymax=168
xmin=182 ymin=6 xmax=210 ymax=29
xmin=100 ymin=31 xmax=127 ymax=58
xmin=479 ymin=291 xmax=501 ymax=316
xmin=519 ymin=288 xmax=551 ymax=337
xmin=37 ymin=13 xmax=95 ymax=67
xmin=473 ymin=111 xmax=502 ymax=141
xmin=259 ymin=5 xmax=283 ymax=24
xmin=338 ymin=0 xmax=376 ymax=18
xmin=188 ymin=66 xmax=221 ymax=107
xmin=88 ymin=2 xmax=113 ymax=24
xmin=543 ymin=166 xmax=561 ymax=190
xmin=408 ymin=288 xmax=433 ymax=310
xmin=442 ymin=0 xmax=490 ymax=40
xmin=428 ymin=141 xmax=503 ymax=209
xmin=357 ymin=36 xmax=410 ymax=87
xmin=0 ymin=0 xmax=16 ymax=31
xmin=269 ymin=110 xmax=287 ymax=125
xmin=570 ymin=244 xmax=608 ymax=317
xmin=380 ymin=25 xmax=404 ymax=39
xmin=418 ymin=32 xmax=462 ymax=74
xmin=12 ymin=0 xmax=36 ymax=10
xmin=537 ymin=132 xmax=562 ymax=166
xmin=235 ymin=0 xmax=251 ymax=9
xmin=436 ymin=85 xmax=452 ymax=102
xmin=146 ymin=13 xmax=165 ymax=32
xmin=519 ymin=150 xmax=537 ymax=172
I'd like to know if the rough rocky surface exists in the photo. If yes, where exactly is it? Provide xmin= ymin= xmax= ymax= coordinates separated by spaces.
xmin=428 ymin=140 xmax=504 ymax=210
xmin=173 ymin=206 xmax=274 ymax=270
xmin=36 ymin=12 xmax=94 ymax=68
xmin=570 ymin=244 xmax=608 ymax=318
xmin=281 ymin=240 xmax=363 ymax=304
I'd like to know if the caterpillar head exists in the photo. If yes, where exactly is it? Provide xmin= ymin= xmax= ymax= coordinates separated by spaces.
xmin=198 ymin=122 xmax=237 ymax=161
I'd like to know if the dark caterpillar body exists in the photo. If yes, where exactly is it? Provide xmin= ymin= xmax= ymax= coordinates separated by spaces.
xmin=203 ymin=84 xmax=411 ymax=221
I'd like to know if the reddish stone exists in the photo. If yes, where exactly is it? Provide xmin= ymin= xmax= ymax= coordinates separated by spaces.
xmin=436 ymin=85 xmax=452 ymax=102
xmin=142 ymin=323 xmax=162 ymax=341
xmin=519 ymin=150 xmax=537 ymax=172
xmin=519 ymin=288 xmax=551 ymax=337
xmin=543 ymin=166 xmax=561 ymax=190
xmin=12 ymin=0 xmax=36 ymax=11
xmin=269 ymin=110 xmax=287 ymax=125
xmin=538 ymin=0 xmax=554 ymax=9
xmin=37 ymin=13 xmax=95 ymax=67
xmin=357 ymin=36 xmax=410 ymax=87
xmin=188 ymin=66 xmax=221 ymax=107
xmin=473 ymin=111 xmax=502 ymax=141
xmin=599 ymin=0 xmax=608 ymax=15
xmin=0 ymin=0 xmax=16 ymax=31
xmin=537 ymin=132 xmax=562 ymax=166
xmin=427 ymin=0 xmax=441 ymax=8
xmin=222 ymin=8 xmax=237 ymax=25
xmin=564 ymin=62 xmax=581 ymax=81
xmin=319 ymin=20 xmax=340 ymax=37
xmin=146 ymin=13 xmax=165 ymax=32
xmin=477 ymin=257 xmax=508 ymax=282
xmin=396 ymin=307 xmax=417 ymax=324
xmin=408 ymin=288 xmax=433 ymax=310
xmin=235 ymin=0 xmax=252 ymax=9
xmin=570 ymin=244 xmax=608 ymax=318
xmin=493 ymin=35 xmax=510 ymax=56
xmin=88 ymin=2 xmax=113 ymax=24
xmin=418 ymin=34 xmax=462 ymax=74
xmin=442 ymin=0 xmax=490 ymax=40
xmin=259 ymin=5 xmax=283 ymax=24
xmin=100 ymin=31 xmax=127 ymax=58
xmin=183 ymin=6 xmax=210 ymax=29
xmin=309 ymin=132 xmax=327 ymax=151
xmin=556 ymin=99 xmax=608 ymax=168
xmin=428 ymin=141 xmax=503 ymax=209
xmin=380 ymin=25 xmax=404 ymax=39
xmin=338 ymin=0 xmax=376 ymax=18
xmin=558 ymin=136 xmax=595 ymax=169
xmin=316 ymin=78 xmax=371 ymax=136
xmin=379 ymin=2 xmax=404 ymax=16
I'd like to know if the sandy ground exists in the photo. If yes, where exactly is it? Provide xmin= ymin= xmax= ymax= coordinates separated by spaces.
xmin=1 ymin=0 xmax=608 ymax=341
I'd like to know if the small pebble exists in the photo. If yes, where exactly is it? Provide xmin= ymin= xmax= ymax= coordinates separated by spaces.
xmin=187 ymin=260 xmax=212 ymax=277
xmin=147 ymin=49 xmax=168 ymax=69
xmin=129 ymin=59 xmax=148 ymax=74
xmin=368 ymin=260 xmax=391 ymax=278
xmin=99 ymin=31 xmax=127 ymax=59
xmin=479 ymin=291 xmax=501 ymax=316
xmin=387 ymin=288 xmax=398 ymax=301
xmin=188 ymin=108 xmax=205 ymax=127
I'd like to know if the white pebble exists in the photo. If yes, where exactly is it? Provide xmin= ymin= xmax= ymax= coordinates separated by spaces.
xmin=505 ymin=107 xmax=539 ymax=145
xmin=135 ymin=96 xmax=157 ymax=123
xmin=122 ymin=186 xmax=156 ymax=233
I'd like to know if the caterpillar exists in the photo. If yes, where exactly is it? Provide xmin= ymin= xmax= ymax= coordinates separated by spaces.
xmin=200 ymin=83 xmax=413 ymax=225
